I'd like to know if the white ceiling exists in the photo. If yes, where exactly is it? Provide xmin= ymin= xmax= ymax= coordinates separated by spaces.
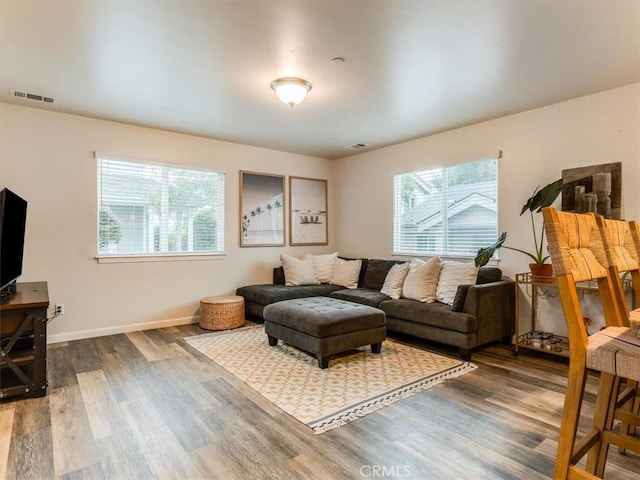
xmin=1 ymin=1 xmax=639 ymax=160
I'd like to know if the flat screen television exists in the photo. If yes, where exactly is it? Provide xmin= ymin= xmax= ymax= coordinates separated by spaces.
xmin=0 ymin=188 xmax=28 ymax=295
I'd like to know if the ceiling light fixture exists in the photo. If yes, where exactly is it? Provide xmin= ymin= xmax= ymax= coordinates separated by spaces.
xmin=270 ymin=77 xmax=311 ymax=108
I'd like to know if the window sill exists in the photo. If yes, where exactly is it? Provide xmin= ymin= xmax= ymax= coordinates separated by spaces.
xmin=391 ymin=253 xmax=500 ymax=266
xmin=96 ymin=253 xmax=226 ymax=264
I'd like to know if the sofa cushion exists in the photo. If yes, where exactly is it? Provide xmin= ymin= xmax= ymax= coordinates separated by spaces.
xmin=273 ymin=266 xmax=286 ymax=285
xmin=380 ymin=262 xmax=410 ymax=299
xmin=353 ymin=258 xmax=369 ymax=287
xmin=450 ymin=285 xmax=471 ymax=312
xmin=236 ymin=284 xmax=342 ymax=306
xmin=380 ymin=299 xmax=477 ymax=334
xmin=363 ymin=259 xmax=404 ymax=290
xmin=436 ymin=261 xmax=479 ymax=305
xmin=313 ymin=252 xmax=339 ymax=283
xmin=274 ymin=259 xmax=368 ymax=286
xmin=477 ymin=267 xmax=502 ymax=284
xmin=402 ymin=256 xmax=442 ymax=303
xmin=329 ymin=288 xmax=391 ymax=308
xmin=331 ymin=258 xmax=362 ymax=289
xmin=281 ymin=253 xmax=319 ymax=286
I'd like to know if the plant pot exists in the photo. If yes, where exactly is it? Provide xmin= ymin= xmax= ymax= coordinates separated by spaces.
xmin=529 ymin=263 xmax=553 ymax=283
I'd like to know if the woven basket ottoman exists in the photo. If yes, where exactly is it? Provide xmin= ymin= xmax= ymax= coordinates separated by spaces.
xmin=263 ymin=297 xmax=386 ymax=368
xmin=200 ymin=295 xmax=245 ymax=330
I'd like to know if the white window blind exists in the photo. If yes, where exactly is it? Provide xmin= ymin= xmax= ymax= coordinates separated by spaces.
xmin=393 ymin=156 xmax=498 ymax=258
xmin=97 ymin=156 xmax=225 ymax=256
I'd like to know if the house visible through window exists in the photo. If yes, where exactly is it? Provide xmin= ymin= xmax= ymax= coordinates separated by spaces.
xmin=97 ymin=155 xmax=225 ymax=256
xmin=393 ymin=156 xmax=498 ymax=258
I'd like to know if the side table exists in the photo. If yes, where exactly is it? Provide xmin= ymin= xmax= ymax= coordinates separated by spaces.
xmin=1 ymin=282 xmax=49 ymax=399
xmin=199 ymin=295 xmax=245 ymax=330
xmin=514 ymin=272 xmax=635 ymax=357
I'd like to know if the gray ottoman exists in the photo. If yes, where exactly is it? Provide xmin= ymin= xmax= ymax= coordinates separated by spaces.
xmin=263 ymin=297 xmax=386 ymax=368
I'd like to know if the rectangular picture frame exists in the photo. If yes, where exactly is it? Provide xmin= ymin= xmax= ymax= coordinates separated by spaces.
xmin=239 ymin=171 xmax=285 ymax=247
xmin=561 ymin=162 xmax=622 ymax=219
xmin=289 ymin=176 xmax=328 ymax=246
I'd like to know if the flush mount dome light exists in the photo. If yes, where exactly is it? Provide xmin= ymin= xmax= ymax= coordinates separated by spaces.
xmin=270 ymin=77 xmax=311 ymax=108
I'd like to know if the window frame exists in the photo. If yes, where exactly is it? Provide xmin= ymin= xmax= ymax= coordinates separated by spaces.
xmin=95 ymin=153 xmax=226 ymax=263
xmin=392 ymin=155 xmax=500 ymax=261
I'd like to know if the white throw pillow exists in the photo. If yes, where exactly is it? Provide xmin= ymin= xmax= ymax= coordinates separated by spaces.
xmin=380 ymin=262 xmax=410 ymax=300
xmin=435 ymin=261 xmax=479 ymax=305
xmin=402 ymin=256 xmax=442 ymax=303
xmin=313 ymin=252 xmax=339 ymax=283
xmin=280 ymin=253 xmax=319 ymax=286
xmin=331 ymin=258 xmax=362 ymax=289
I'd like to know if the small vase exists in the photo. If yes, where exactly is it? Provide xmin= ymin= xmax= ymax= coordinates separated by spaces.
xmin=530 ymin=263 xmax=553 ymax=283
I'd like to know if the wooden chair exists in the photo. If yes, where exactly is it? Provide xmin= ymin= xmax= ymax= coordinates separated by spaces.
xmin=542 ymin=207 xmax=640 ymax=479
xmin=595 ymin=216 xmax=640 ymax=316
xmin=594 ymin=216 xmax=640 ymax=455
xmin=630 ymin=220 xmax=640 ymax=311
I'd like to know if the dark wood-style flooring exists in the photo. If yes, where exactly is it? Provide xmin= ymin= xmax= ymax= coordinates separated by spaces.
xmin=1 ymin=323 xmax=638 ymax=479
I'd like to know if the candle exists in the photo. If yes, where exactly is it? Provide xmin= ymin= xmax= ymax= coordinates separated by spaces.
xmin=593 ymin=172 xmax=611 ymax=195
xmin=574 ymin=185 xmax=585 ymax=211
xmin=582 ymin=192 xmax=597 ymax=213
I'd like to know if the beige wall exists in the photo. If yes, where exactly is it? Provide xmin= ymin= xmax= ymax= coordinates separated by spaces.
xmin=2 ymin=83 xmax=638 ymax=341
xmin=334 ymin=83 xmax=640 ymax=335
xmin=0 ymin=103 xmax=336 ymax=341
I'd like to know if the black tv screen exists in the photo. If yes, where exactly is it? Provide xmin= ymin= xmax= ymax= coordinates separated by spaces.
xmin=0 ymin=188 xmax=28 ymax=291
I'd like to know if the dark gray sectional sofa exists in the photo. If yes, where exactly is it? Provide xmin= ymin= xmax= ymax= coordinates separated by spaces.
xmin=236 ymin=258 xmax=515 ymax=360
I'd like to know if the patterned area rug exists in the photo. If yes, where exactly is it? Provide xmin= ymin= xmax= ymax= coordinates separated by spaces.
xmin=185 ymin=325 xmax=477 ymax=434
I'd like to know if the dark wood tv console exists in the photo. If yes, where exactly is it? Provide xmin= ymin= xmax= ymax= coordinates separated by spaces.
xmin=0 ymin=281 xmax=49 ymax=400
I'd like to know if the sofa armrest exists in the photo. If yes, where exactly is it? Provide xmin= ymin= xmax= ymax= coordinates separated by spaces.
xmin=461 ymin=279 xmax=515 ymax=344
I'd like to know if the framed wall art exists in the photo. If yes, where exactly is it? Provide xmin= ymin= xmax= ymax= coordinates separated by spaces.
xmin=289 ymin=176 xmax=328 ymax=246
xmin=561 ymin=162 xmax=622 ymax=219
xmin=239 ymin=171 xmax=285 ymax=247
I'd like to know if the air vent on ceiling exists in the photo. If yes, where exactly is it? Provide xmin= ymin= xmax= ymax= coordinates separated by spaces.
xmin=345 ymin=143 xmax=367 ymax=149
xmin=10 ymin=89 xmax=55 ymax=104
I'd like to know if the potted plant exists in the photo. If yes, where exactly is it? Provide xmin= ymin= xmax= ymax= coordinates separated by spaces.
xmin=474 ymin=178 xmax=563 ymax=282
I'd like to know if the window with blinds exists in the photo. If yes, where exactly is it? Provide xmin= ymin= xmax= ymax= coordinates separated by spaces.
xmin=97 ymin=156 xmax=225 ymax=257
xmin=393 ymin=156 xmax=498 ymax=258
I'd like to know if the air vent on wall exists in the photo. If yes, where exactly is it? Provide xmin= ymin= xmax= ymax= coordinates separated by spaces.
xmin=10 ymin=89 xmax=55 ymax=104
xmin=345 ymin=143 xmax=367 ymax=149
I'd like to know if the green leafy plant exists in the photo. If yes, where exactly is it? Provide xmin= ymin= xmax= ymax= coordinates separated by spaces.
xmin=474 ymin=179 xmax=563 ymax=267
xmin=99 ymin=207 xmax=122 ymax=249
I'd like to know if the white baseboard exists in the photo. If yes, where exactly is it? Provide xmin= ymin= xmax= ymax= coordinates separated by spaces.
xmin=47 ymin=316 xmax=200 ymax=344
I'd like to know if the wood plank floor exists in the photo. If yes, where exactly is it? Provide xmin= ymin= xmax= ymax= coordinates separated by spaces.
xmin=1 ymin=323 xmax=638 ymax=479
